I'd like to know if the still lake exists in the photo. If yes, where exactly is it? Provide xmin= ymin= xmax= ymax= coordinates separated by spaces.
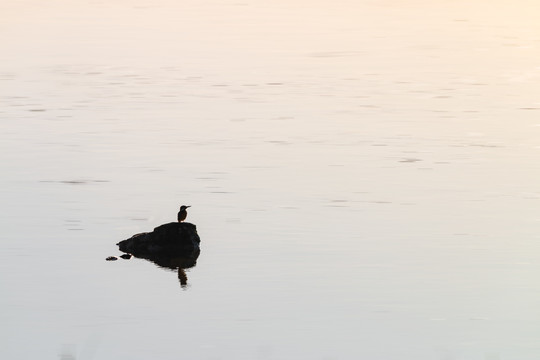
xmin=1 ymin=1 xmax=540 ymax=359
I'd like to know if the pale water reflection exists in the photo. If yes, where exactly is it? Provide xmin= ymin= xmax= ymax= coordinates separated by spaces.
xmin=1 ymin=0 xmax=540 ymax=359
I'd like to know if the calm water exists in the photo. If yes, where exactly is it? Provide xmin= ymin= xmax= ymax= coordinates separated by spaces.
xmin=1 ymin=1 xmax=540 ymax=359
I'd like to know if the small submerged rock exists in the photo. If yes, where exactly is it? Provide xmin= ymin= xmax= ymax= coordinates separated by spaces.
xmin=105 ymin=256 xmax=118 ymax=261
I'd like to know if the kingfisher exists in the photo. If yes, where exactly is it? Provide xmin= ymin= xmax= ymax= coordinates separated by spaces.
xmin=177 ymin=205 xmax=191 ymax=222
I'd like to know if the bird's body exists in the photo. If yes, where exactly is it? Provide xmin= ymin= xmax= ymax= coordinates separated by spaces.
xmin=177 ymin=205 xmax=191 ymax=222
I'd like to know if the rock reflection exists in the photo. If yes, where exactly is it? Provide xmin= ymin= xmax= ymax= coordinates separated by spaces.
xmin=117 ymin=222 xmax=201 ymax=288
xmin=138 ymin=247 xmax=200 ymax=288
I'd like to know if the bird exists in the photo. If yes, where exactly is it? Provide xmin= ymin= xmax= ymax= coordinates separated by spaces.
xmin=177 ymin=205 xmax=191 ymax=222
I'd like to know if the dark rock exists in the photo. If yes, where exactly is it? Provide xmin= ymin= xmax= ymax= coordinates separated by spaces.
xmin=116 ymin=222 xmax=201 ymax=287
xmin=117 ymin=222 xmax=200 ymax=258
xmin=106 ymin=256 xmax=118 ymax=261
xmin=119 ymin=254 xmax=132 ymax=260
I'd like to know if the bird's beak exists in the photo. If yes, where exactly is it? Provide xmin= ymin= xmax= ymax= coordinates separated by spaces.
xmin=186 ymin=206 xmax=191 ymax=208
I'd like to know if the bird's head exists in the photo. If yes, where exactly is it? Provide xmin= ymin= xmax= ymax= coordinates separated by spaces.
xmin=180 ymin=205 xmax=191 ymax=211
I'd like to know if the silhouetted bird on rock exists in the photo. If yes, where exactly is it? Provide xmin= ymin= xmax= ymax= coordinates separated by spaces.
xmin=178 ymin=205 xmax=191 ymax=222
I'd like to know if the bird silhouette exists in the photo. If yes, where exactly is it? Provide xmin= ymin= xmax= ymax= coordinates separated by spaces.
xmin=177 ymin=205 xmax=191 ymax=222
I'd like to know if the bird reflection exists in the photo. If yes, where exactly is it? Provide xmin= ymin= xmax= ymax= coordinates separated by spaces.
xmin=178 ymin=268 xmax=188 ymax=287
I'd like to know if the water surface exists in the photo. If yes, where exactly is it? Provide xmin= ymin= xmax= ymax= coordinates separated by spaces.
xmin=1 ymin=1 xmax=540 ymax=359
